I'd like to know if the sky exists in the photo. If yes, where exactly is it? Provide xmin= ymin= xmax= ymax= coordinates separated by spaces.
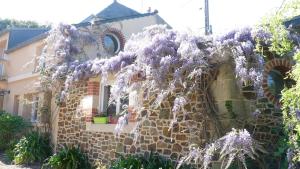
xmin=0 ymin=0 xmax=285 ymax=35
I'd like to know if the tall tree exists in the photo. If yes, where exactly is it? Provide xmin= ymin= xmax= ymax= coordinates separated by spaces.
xmin=0 ymin=18 xmax=48 ymax=31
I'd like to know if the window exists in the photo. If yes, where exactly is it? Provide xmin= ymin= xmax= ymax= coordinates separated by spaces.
xmin=99 ymin=84 xmax=128 ymax=117
xmin=267 ymin=69 xmax=284 ymax=100
xmin=0 ymin=63 xmax=4 ymax=77
xmin=13 ymin=95 xmax=19 ymax=115
xmin=23 ymin=93 xmax=39 ymax=122
xmin=103 ymin=34 xmax=120 ymax=54
xmin=31 ymin=95 xmax=39 ymax=122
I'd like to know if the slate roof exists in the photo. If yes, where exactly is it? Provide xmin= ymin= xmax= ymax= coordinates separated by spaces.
xmin=284 ymin=15 xmax=300 ymax=28
xmin=7 ymin=28 xmax=49 ymax=51
xmin=76 ymin=11 xmax=159 ymax=27
xmin=80 ymin=1 xmax=141 ymax=23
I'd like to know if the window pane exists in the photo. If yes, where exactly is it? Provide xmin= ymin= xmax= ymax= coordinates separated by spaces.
xmin=120 ymin=95 xmax=129 ymax=114
xmin=267 ymin=69 xmax=284 ymax=99
xmin=103 ymin=34 xmax=119 ymax=54
xmin=31 ymin=95 xmax=39 ymax=122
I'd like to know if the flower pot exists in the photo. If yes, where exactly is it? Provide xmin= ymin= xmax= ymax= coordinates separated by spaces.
xmin=109 ymin=116 xmax=118 ymax=124
xmin=130 ymin=71 xmax=146 ymax=83
xmin=93 ymin=117 xmax=108 ymax=124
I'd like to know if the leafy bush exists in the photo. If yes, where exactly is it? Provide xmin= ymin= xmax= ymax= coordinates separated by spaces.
xmin=94 ymin=160 xmax=107 ymax=169
xmin=42 ymin=145 xmax=91 ymax=169
xmin=13 ymin=132 xmax=52 ymax=164
xmin=141 ymin=152 xmax=174 ymax=169
xmin=4 ymin=139 xmax=18 ymax=162
xmin=110 ymin=152 xmax=195 ymax=169
xmin=0 ymin=112 xmax=29 ymax=150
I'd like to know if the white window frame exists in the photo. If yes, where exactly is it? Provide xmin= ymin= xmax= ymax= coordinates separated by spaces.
xmin=99 ymin=84 xmax=123 ymax=116
xmin=103 ymin=33 xmax=121 ymax=54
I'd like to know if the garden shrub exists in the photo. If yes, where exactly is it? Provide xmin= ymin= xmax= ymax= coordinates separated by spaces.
xmin=110 ymin=154 xmax=142 ymax=169
xmin=110 ymin=152 xmax=195 ymax=169
xmin=13 ymin=131 xmax=52 ymax=164
xmin=4 ymin=139 xmax=18 ymax=162
xmin=0 ymin=112 xmax=29 ymax=150
xmin=42 ymin=145 xmax=92 ymax=169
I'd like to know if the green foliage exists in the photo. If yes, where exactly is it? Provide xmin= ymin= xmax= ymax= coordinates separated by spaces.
xmin=259 ymin=0 xmax=300 ymax=57
xmin=94 ymin=160 xmax=107 ymax=169
xmin=225 ymin=100 xmax=237 ymax=119
xmin=140 ymin=152 xmax=175 ymax=169
xmin=281 ymin=52 xmax=300 ymax=166
xmin=0 ymin=112 xmax=29 ymax=150
xmin=110 ymin=152 xmax=195 ymax=169
xmin=13 ymin=132 xmax=52 ymax=165
xmin=110 ymin=154 xmax=142 ymax=169
xmin=42 ymin=145 xmax=92 ymax=169
xmin=0 ymin=18 xmax=48 ymax=31
xmin=4 ymin=140 xmax=18 ymax=162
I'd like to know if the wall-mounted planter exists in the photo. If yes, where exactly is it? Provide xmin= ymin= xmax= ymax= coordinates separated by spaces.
xmin=93 ymin=117 xmax=108 ymax=124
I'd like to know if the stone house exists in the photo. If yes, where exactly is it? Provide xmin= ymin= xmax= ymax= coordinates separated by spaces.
xmin=1 ymin=2 xmax=299 ymax=167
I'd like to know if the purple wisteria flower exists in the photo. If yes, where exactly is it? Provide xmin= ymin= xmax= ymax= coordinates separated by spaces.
xmin=234 ymin=27 xmax=253 ymax=42
xmin=241 ymin=41 xmax=254 ymax=56
xmin=177 ymin=129 xmax=265 ymax=169
xmin=251 ymin=27 xmax=272 ymax=46
xmin=252 ymin=109 xmax=261 ymax=118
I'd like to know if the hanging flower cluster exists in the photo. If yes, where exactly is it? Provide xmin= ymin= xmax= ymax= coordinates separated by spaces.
xmin=218 ymin=27 xmax=271 ymax=90
xmin=39 ymin=24 xmax=277 ymax=140
xmin=177 ymin=129 xmax=266 ymax=169
xmin=39 ymin=24 xmax=288 ymax=168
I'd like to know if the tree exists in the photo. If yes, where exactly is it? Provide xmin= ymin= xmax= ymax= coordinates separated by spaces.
xmin=0 ymin=18 xmax=48 ymax=31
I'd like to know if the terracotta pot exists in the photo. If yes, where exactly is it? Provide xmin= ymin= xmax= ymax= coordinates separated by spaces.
xmin=109 ymin=116 xmax=118 ymax=124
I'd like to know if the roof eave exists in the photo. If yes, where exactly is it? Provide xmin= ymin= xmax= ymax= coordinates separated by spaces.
xmin=0 ymin=29 xmax=11 ymax=38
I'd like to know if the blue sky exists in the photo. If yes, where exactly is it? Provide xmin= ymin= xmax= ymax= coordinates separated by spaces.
xmin=0 ymin=0 xmax=284 ymax=35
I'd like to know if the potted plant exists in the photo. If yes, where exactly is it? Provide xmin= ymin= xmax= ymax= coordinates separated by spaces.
xmin=108 ymin=115 xmax=118 ymax=124
xmin=93 ymin=113 xmax=108 ymax=124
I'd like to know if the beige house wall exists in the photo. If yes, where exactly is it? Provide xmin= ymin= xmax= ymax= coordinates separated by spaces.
xmin=2 ymin=38 xmax=44 ymax=117
xmin=6 ymin=40 xmax=44 ymax=77
xmin=0 ymin=32 xmax=9 ymax=48
xmin=0 ymin=32 xmax=9 ymax=89
xmin=3 ymin=76 xmax=39 ymax=115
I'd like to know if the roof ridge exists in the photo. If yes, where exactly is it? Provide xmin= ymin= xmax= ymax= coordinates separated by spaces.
xmin=80 ymin=1 xmax=141 ymax=23
xmin=9 ymin=27 xmax=49 ymax=31
xmin=76 ymin=11 xmax=158 ymax=27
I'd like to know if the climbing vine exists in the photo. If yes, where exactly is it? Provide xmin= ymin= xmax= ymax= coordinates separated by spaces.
xmin=39 ymin=1 xmax=300 ymax=166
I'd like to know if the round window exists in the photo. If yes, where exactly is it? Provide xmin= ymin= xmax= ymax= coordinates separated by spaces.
xmin=267 ymin=69 xmax=284 ymax=100
xmin=262 ymin=59 xmax=294 ymax=105
xmin=103 ymin=34 xmax=120 ymax=54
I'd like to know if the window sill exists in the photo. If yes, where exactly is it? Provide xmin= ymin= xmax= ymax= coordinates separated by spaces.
xmin=86 ymin=122 xmax=136 ymax=133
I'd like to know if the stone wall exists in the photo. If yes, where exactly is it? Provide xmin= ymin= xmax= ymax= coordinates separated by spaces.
xmin=55 ymin=74 xmax=215 ymax=165
xmin=210 ymin=62 xmax=284 ymax=151
xmin=54 ymin=62 xmax=286 ymax=166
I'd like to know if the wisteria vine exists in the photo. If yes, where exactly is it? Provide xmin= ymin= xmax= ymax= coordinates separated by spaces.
xmin=38 ymin=23 xmax=300 ymax=168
